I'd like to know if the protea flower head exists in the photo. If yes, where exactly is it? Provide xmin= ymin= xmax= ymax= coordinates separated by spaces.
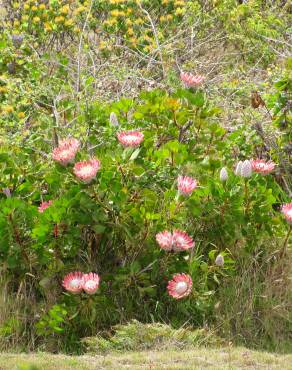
xmin=156 ymin=229 xmax=194 ymax=252
xmin=117 ymin=130 xmax=144 ymax=147
xmin=109 ymin=112 xmax=119 ymax=127
xmin=38 ymin=200 xmax=53 ymax=213
xmin=241 ymin=160 xmax=252 ymax=178
xmin=219 ymin=167 xmax=228 ymax=182
xmin=281 ymin=203 xmax=292 ymax=224
xmin=52 ymin=138 xmax=80 ymax=166
xmin=167 ymin=273 xmax=192 ymax=299
xmin=59 ymin=138 xmax=80 ymax=152
xmin=180 ymin=72 xmax=204 ymax=88
xmin=62 ymin=271 xmax=84 ymax=294
xmin=234 ymin=161 xmax=243 ymax=176
xmin=215 ymin=254 xmax=224 ymax=267
xmin=251 ymin=159 xmax=275 ymax=175
xmin=73 ymin=159 xmax=101 ymax=183
xmin=82 ymin=273 xmax=100 ymax=295
xmin=177 ymin=176 xmax=197 ymax=195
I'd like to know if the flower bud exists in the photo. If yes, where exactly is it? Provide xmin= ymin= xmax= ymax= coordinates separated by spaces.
xmin=215 ymin=254 xmax=224 ymax=267
xmin=241 ymin=160 xmax=252 ymax=178
xmin=109 ymin=112 xmax=119 ymax=127
xmin=2 ymin=188 xmax=11 ymax=198
xmin=234 ymin=161 xmax=243 ymax=176
xmin=220 ymin=167 xmax=228 ymax=182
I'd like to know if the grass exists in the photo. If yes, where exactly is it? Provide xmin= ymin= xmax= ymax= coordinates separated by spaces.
xmin=1 ymin=347 xmax=292 ymax=370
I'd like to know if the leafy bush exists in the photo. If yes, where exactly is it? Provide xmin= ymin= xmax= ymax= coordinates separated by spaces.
xmin=0 ymin=0 xmax=291 ymax=355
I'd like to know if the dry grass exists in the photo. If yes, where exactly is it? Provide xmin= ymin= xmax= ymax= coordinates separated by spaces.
xmin=0 ymin=347 xmax=292 ymax=370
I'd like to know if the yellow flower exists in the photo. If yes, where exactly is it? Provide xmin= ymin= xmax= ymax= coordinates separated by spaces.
xmin=110 ymin=10 xmax=120 ymax=17
xmin=73 ymin=26 xmax=80 ymax=33
xmin=39 ymin=4 xmax=46 ymax=10
xmin=61 ymin=4 xmax=70 ymax=14
xmin=175 ymin=7 xmax=185 ymax=16
xmin=31 ymin=5 xmax=37 ymax=11
xmin=13 ymin=20 xmax=20 ymax=27
xmin=23 ymin=4 xmax=30 ymax=10
xmin=44 ymin=22 xmax=52 ymax=31
xmin=2 ymin=105 xmax=14 ymax=114
xmin=55 ymin=16 xmax=65 ymax=23
xmin=160 ymin=15 xmax=166 ymax=22
xmin=22 ymin=15 xmax=29 ymax=21
xmin=64 ymin=19 xmax=74 ymax=27
xmin=129 ymin=37 xmax=138 ymax=46
xmin=125 ymin=19 xmax=133 ymax=26
xmin=166 ymin=14 xmax=173 ymax=20
xmin=13 ymin=2 xmax=20 ymax=9
xmin=127 ymin=27 xmax=134 ymax=36
xmin=0 ymin=86 xmax=8 ymax=93
xmin=162 ymin=0 xmax=169 ymax=4
xmin=134 ymin=18 xmax=143 ymax=25
xmin=18 ymin=111 xmax=25 ymax=118
xmin=74 ymin=6 xmax=85 ymax=15
xmin=99 ymin=41 xmax=107 ymax=49
xmin=174 ymin=0 xmax=185 ymax=6
xmin=33 ymin=16 xmax=41 ymax=23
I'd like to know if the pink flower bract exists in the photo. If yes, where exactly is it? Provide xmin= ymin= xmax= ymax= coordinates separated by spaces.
xmin=251 ymin=159 xmax=275 ymax=175
xmin=38 ymin=200 xmax=53 ymax=213
xmin=177 ymin=176 xmax=197 ymax=195
xmin=167 ymin=273 xmax=192 ymax=299
xmin=117 ymin=131 xmax=144 ymax=147
xmin=52 ymin=138 xmax=80 ymax=166
xmin=156 ymin=229 xmax=194 ymax=252
xmin=82 ymin=273 xmax=100 ymax=295
xmin=73 ymin=159 xmax=101 ymax=183
xmin=281 ymin=203 xmax=292 ymax=224
xmin=180 ymin=72 xmax=205 ymax=88
xmin=62 ymin=271 xmax=84 ymax=294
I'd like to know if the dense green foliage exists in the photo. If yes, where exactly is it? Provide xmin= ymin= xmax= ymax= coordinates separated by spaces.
xmin=0 ymin=0 xmax=291 ymax=354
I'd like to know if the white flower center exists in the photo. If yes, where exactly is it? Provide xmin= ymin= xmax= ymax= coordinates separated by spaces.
xmin=69 ymin=279 xmax=80 ymax=288
xmin=175 ymin=281 xmax=188 ymax=294
xmin=79 ymin=165 xmax=93 ymax=177
xmin=84 ymin=280 xmax=96 ymax=289
xmin=287 ymin=209 xmax=292 ymax=217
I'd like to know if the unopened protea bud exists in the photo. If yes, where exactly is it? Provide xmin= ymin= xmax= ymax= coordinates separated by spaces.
xmin=2 ymin=188 xmax=11 ymax=198
xmin=109 ymin=112 xmax=119 ymax=127
xmin=220 ymin=167 xmax=228 ymax=182
xmin=215 ymin=254 xmax=224 ymax=267
xmin=234 ymin=161 xmax=243 ymax=176
xmin=241 ymin=160 xmax=252 ymax=178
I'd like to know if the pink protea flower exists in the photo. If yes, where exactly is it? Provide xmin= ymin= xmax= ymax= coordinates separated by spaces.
xmin=82 ymin=273 xmax=100 ymax=295
xmin=117 ymin=130 xmax=144 ymax=147
xmin=156 ymin=229 xmax=194 ymax=252
xmin=281 ymin=203 xmax=292 ymax=224
xmin=38 ymin=200 xmax=53 ymax=213
xmin=62 ymin=271 xmax=84 ymax=294
xmin=59 ymin=138 xmax=80 ymax=152
xmin=251 ymin=159 xmax=275 ymax=175
xmin=167 ymin=273 xmax=192 ymax=299
xmin=73 ymin=159 xmax=101 ymax=183
xmin=52 ymin=145 xmax=77 ymax=166
xmin=52 ymin=138 xmax=80 ymax=166
xmin=155 ymin=230 xmax=173 ymax=251
xmin=180 ymin=72 xmax=205 ymax=88
xmin=177 ymin=176 xmax=197 ymax=195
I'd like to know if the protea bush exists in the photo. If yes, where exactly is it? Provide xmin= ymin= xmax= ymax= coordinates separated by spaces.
xmin=0 ymin=68 xmax=290 ymax=353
